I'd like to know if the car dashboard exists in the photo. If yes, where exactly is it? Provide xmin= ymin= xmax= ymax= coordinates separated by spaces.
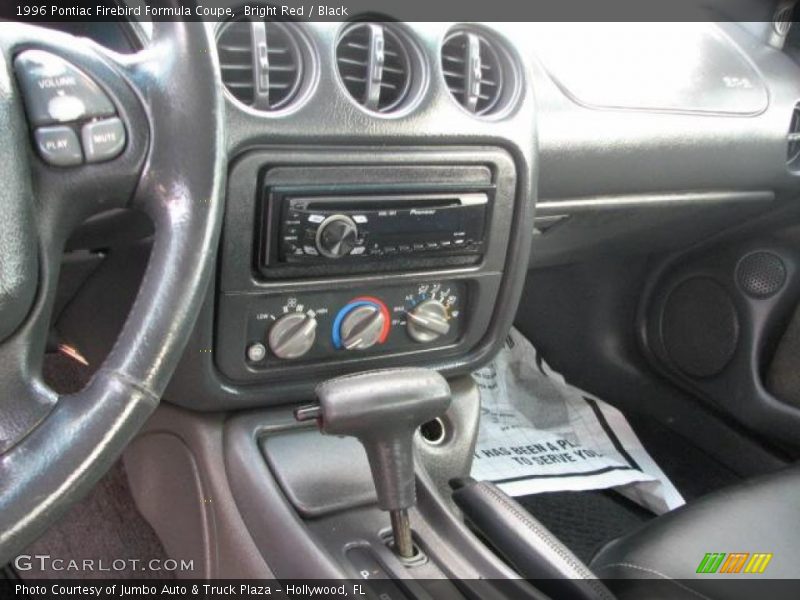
xmin=48 ymin=18 xmax=800 ymax=411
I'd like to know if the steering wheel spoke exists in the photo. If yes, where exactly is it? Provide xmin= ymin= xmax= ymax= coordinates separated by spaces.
xmin=0 ymin=10 xmax=224 ymax=563
xmin=0 ymin=22 xmax=150 ymax=226
xmin=0 ymin=22 xmax=150 ymax=444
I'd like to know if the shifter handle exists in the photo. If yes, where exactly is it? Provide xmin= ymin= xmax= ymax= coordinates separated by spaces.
xmin=296 ymin=368 xmax=451 ymax=511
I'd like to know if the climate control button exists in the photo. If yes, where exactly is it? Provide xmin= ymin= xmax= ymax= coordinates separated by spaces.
xmin=407 ymin=299 xmax=451 ymax=343
xmin=333 ymin=297 xmax=391 ymax=351
xmin=268 ymin=313 xmax=317 ymax=359
xmin=340 ymin=305 xmax=385 ymax=350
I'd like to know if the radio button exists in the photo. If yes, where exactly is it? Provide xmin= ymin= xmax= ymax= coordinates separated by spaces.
xmin=384 ymin=246 xmax=397 ymax=254
xmin=15 ymin=50 xmax=115 ymax=126
xmin=350 ymin=246 xmax=366 ymax=256
xmin=303 ymin=245 xmax=319 ymax=256
xmin=33 ymin=125 xmax=83 ymax=167
xmin=315 ymin=214 xmax=359 ymax=259
xmin=353 ymin=215 xmax=368 ymax=224
xmin=308 ymin=214 xmax=325 ymax=224
xmin=398 ymin=244 xmax=411 ymax=253
xmin=425 ymin=242 xmax=439 ymax=250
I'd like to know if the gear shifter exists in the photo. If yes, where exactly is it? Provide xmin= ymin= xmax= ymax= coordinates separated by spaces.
xmin=295 ymin=368 xmax=451 ymax=558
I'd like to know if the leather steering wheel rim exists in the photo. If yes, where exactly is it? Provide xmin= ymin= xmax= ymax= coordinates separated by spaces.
xmin=0 ymin=12 xmax=225 ymax=564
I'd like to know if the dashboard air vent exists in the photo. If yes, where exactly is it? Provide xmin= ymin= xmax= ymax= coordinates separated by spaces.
xmin=768 ymin=1 xmax=795 ymax=49
xmin=442 ymin=29 xmax=505 ymax=116
xmin=788 ymin=103 xmax=800 ymax=167
xmin=216 ymin=20 xmax=303 ymax=111
xmin=336 ymin=23 xmax=411 ymax=113
xmin=774 ymin=5 xmax=794 ymax=37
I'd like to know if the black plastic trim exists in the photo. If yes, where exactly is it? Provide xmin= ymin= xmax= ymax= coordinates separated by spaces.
xmin=164 ymin=145 xmax=532 ymax=409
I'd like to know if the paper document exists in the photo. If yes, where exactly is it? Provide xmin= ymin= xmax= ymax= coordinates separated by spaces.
xmin=471 ymin=328 xmax=685 ymax=515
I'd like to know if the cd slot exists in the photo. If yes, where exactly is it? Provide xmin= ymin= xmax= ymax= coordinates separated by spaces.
xmin=303 ymin=196 xmax=463 ymax=211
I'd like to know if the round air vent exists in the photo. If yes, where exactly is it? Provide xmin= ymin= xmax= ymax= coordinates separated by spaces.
xmin=774 ymin=5 xmax=793 ymax=37
xmin=787 ymin=103 xmax=800 ymax=167
xmin=336 ymin=22 xmax=414 ymax=113
xmin=441 ymin=28 xmax=518 ymax=117
xmin=216 ymin=19 xmax=304 ymax=111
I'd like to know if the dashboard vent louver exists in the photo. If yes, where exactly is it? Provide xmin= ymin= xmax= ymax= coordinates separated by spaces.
xmin=774 ymin=5 xmax=794 ymax=37
xmin=336 ymin=23 xmax=411 ymax=113
xmin=788 ymin=103 xmax=800 ymax=167
xmin=442 ymin=29 xmax=504 ymax=116
xmin=216 ymin=19 xmax=303 ymax=111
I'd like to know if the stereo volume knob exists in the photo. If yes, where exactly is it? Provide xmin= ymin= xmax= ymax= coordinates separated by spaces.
xmin=316 ymin=215 xmax=359 ymax=259
xmin=407 ymin=300 xmax=451 ymax=343
xmin=268 ymin=313 xmax=317 ymax=359
xmin=340 ymin=304 xmax=386 ymax=350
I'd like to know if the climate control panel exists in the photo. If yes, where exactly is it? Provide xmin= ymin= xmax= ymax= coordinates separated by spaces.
xmin=241 ymin=281 xmax=466 ymax=366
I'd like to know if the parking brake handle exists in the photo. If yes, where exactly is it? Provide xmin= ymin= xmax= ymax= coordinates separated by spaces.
xmin=295 ymin=368 xmax=451 ymax=558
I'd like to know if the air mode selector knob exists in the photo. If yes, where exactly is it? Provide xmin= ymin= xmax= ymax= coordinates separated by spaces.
xmin=340 ymin=304 xmax=386 ymax=350
xmin=268 ymin=313 xmax=317 ymax=359
xmin=407 ymin=300 xmax=451 ymax=343
xmin=316 ymin=214 xmax=359 ymax=259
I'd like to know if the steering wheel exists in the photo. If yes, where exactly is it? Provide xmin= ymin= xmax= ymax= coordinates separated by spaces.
xmin=0 ymin=8 xmax=224 ymax=563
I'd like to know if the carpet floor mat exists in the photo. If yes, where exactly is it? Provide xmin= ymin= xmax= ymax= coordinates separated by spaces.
xmin=516 ymin=489 xmax=653 ymax=564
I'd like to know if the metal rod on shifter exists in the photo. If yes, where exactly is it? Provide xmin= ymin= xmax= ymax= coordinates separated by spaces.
xmin=390 ymin=508 xmax=414 ymax=558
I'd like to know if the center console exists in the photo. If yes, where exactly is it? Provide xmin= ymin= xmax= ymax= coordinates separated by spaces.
xmin=195 ymin=145 xmax=524 ymax=406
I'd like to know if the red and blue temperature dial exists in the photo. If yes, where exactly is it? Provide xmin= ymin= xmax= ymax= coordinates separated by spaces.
xmin=332 ymin=296 xmax=391 ymax=350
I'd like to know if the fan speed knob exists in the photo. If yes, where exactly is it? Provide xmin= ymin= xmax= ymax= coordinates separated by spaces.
xmin=268 ymin=313 xmax=317 ymax=359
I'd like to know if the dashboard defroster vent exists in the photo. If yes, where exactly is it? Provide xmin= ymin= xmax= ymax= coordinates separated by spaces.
xmin=788 ymin=103 xmax=800 ymax=168
xmin=216 ymin=19 xmax=304 ymax=111
xmin=336 ymin=23 xmax=412 ymax=113
xmin=442 ymin=28 xmax=518 ymax=117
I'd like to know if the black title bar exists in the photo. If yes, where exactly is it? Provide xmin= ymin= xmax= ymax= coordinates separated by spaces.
xmin=1 ymin=0 xmax=782 ymax=23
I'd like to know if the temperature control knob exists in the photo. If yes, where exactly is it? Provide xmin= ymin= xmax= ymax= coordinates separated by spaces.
xmin=340 ymin=304 xmax=386 ymax=350
xmin=316 ymin=215 xmax=359 ymax=259
xmin=407 ymin=300 xmax=451 ymax=343
xmin=268 ymin=313 xmax=317 ymax=359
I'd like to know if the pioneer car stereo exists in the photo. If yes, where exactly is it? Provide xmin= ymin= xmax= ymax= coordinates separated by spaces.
xmin=277 ymin=192 xmax=488 ymax=262
xmin=258 ymin=183 xmax=494 ymax=279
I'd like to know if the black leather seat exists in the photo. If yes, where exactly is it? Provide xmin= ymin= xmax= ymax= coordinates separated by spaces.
xmin=590 ymin=465 xmax=800 ymax=599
